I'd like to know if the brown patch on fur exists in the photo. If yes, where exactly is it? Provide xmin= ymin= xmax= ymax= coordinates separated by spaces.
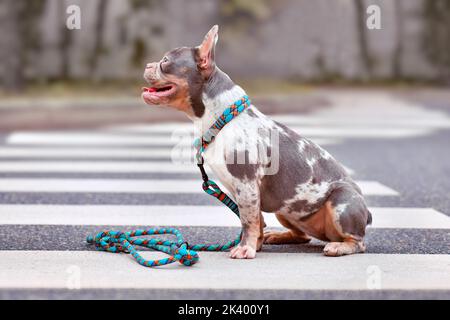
xmin=263 ymin=202 xmax=366 ymax=256
xmin=297 ymin=201 xmax=345 ymax=242
xmin=161 ymin=76 xmax=194 ymax=116
xmin=264 ymin=214 xmax=311 ymax=244
xmin=264 ymin=230 xmax=311 ymax=245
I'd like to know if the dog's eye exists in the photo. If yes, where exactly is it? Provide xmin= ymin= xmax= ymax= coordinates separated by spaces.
xmin=160 ymin=57 xmax=170 ymax=73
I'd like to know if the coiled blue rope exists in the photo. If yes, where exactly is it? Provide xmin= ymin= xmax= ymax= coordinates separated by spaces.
xmin=86 ymin=182 xmax=242 ymax=267
xmin=86 ymin=227 xmax=241 ymax=267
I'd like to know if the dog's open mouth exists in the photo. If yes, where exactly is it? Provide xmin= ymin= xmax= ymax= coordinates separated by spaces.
xmin=142 ymin=85 xmax=175 ymax=96
xmin=142 ymin=84 xmax=176 ymax=104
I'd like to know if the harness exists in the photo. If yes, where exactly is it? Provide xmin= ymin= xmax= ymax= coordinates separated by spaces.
xmin=86 ymin=95 xmax=251 ymax=267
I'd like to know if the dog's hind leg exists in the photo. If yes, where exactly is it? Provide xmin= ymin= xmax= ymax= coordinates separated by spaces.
xmin=263 ymin=213 xmax=311 ymax=245
xmin=321 ymin=185 xmax=371 ymax=257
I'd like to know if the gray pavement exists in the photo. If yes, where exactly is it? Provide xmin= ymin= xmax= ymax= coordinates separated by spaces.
xmin=0 ymin=225 xmax=449 ymax=254
xmin=2 ymin=288 xmax=450 ymax=300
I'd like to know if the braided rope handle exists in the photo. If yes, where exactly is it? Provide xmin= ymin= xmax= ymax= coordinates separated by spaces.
xmin=87 ymin=229 xmax=199 ymax=267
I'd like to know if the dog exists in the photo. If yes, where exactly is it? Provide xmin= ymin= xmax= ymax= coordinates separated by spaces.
xmin=142 ymin=25 xmax=372 ymax=259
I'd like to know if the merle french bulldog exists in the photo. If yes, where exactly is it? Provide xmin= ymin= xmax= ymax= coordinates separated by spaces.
xmin=142 ymin=25 xmax=372 ymax=259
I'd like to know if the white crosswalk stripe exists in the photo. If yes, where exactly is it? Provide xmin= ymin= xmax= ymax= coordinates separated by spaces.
xmin=1 ymin=251 xmax=449 ymax=290
xmin=1 ymin=205 xmax=449 ymax=229
xmin=106 ymin=126 xmax=433 ymax=138
xmin=1 ymin=93 xmax=449 ymax=298
xmin=0 ymin=162 xmax=200 ymax=173
xmin=0 ymin=149 xmax=354 ymax=175
xmin=5 ymin=131 xmax=340 ymax=145
xmin=6 ymin=132 xmax=195 ymax=146
xmin=0 ymin=178 xmax=397 ymax=196
xmin=0 ymin=161 xmax=355 ymax=175
xmin=0 ymin=147 xmax=189 ymax=159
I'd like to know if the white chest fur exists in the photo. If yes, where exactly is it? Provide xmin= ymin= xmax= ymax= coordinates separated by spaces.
xmin=194 ymin=85 xmax=277 ymax=201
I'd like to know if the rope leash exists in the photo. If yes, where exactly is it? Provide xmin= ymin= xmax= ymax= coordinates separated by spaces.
xmin=86 ymin=182 xmax=242 ymax=267
xmin=86 ymin=228 xmax=241 ymax=267
xmin=86 ymin=95 xmax=251 ymax=267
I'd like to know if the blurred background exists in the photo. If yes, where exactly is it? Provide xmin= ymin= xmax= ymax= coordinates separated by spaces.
xmin=0 ymin=0 xmax=449 ymax=130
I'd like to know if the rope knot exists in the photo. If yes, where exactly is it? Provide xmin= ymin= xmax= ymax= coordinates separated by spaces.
xmin=86 ymin=231 xmax=129 ymax=253
xmin=172 ymin=243 xmax=199 ymax=266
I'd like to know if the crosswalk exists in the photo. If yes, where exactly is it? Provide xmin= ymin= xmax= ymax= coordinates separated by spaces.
xmin=1 ymin=206 xmax=449 ymax=229
xmin=0 ymin=179 xmax=396 ymax=195
xmin=0 ymin=92 xmax=450 ymax=299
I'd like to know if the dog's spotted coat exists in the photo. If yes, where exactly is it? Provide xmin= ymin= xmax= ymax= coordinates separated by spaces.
xmin=142 ymin=26 xmax=372 ymax=259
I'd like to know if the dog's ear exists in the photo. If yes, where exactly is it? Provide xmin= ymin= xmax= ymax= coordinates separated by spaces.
xmin=196 ymin=25 xmax=219 ymax=78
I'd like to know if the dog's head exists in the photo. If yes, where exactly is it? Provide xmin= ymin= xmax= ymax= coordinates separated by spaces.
xmin=142 ymin=25 xmax=219 ymax=117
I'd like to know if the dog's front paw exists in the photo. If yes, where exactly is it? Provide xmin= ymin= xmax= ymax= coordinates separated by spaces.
xmin=230 ymin=245 xmax=256 ymax=259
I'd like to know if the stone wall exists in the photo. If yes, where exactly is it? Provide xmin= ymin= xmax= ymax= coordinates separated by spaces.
xmin=0 ymin=0 xmax=443 ymax=84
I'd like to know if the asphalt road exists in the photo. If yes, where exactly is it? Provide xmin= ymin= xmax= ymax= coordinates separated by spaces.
xmin=0 ymin=90 xmax=449 ymax=299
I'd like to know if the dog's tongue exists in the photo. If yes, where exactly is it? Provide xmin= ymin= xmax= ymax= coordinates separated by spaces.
xmin=142 ymin=87 xmax=156 ymax=93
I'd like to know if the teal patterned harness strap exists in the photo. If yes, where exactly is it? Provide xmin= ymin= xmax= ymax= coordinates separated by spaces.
xmin=86 ymin=95 xmax=250 ymax=267
xmin=195 ymin=95 xmax=251 ymax=217
xmin=194 ymin=95 xmax=250 ymax=158
xmin=201 ymin=179 xmax=240 ymax=217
